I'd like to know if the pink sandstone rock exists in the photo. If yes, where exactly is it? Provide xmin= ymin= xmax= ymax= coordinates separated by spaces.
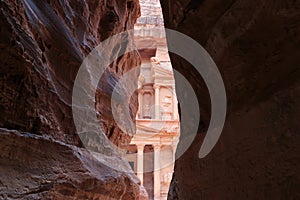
xmin=0 ymin=0 xmax=147 ymax=199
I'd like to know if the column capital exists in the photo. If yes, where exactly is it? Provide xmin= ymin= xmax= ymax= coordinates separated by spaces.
xmin=136 ymin=144 xmax=145 ymax=152
xmin=153 ymin=84 xmax=160 ymax=90
xmin=171 ymin=144 xmax=177 ymax=151
xmin=153 ymin=144 xmax=161 ymax=151
xmin=172 ymin=139 xmax=179 ymax=147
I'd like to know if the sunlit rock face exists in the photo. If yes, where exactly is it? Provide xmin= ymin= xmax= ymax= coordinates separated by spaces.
xmin=159 ymin=0 xmax=300 ymax=199
xmin=0 ymin=0 xmax=147 ymax=199
xmin=0 ymin=129 xmax=148 ymax=200
xmin=0 ymin=0 xmax=141 ymax=147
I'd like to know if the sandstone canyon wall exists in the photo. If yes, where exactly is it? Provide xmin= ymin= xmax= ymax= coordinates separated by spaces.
xmin=159 ymin=0 xmax=300 ymax=199
xmin=0 ymin=0 xmax=147 ymax=199
xmin=1 ymin=0 xmax=300 ymax=199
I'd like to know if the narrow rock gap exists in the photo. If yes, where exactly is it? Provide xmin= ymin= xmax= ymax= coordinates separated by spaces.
xmin=124 ymin=0 xmax=180 ymax=199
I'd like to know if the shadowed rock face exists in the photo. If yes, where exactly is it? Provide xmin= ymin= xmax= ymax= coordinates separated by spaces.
xmin=0 ymin=0 xmax=147 ymax=199
xmin=159 ymin=0 xmax=300 ymax=199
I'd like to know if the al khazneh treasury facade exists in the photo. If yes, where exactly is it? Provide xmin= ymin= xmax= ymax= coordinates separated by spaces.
xmin=125 ymin=0 xmax=180 ymax=200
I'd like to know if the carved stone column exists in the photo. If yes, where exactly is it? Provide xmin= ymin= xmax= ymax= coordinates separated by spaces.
xmin=136 ymin=144 xmax=145 ymax=185
xmin=138 ymin=89 xmax=143 ymax=119
xmin=154 ymin=85 xmax=160 ymax=119
xmin=153 ymin=144 xmax=161 ymax=199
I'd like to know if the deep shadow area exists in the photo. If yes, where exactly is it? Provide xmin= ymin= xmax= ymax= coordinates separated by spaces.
xmin=160 ymin=0 xmax=300 ymax=199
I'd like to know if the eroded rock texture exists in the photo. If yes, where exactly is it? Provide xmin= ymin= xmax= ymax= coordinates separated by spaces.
xmin=160 ymin=0 xmax=300 ymax=199
xmin=0 ymin=0 xmax=140 ymax=147
xmin=0 ymin=0 xmax=146 ymax=199
xmin=0 ymin=129 xmax=148 ymax=200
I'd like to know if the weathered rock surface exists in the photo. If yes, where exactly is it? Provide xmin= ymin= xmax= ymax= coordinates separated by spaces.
xmin=0 ymin=128 xmax=147 ymax=200
xmin=0 ymin=0 xmax=147 ymax=199
xmin=0 ymin=0 xmax=140 ymax=147
xmin=160 ymin=0 xmax=300 ymax=199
